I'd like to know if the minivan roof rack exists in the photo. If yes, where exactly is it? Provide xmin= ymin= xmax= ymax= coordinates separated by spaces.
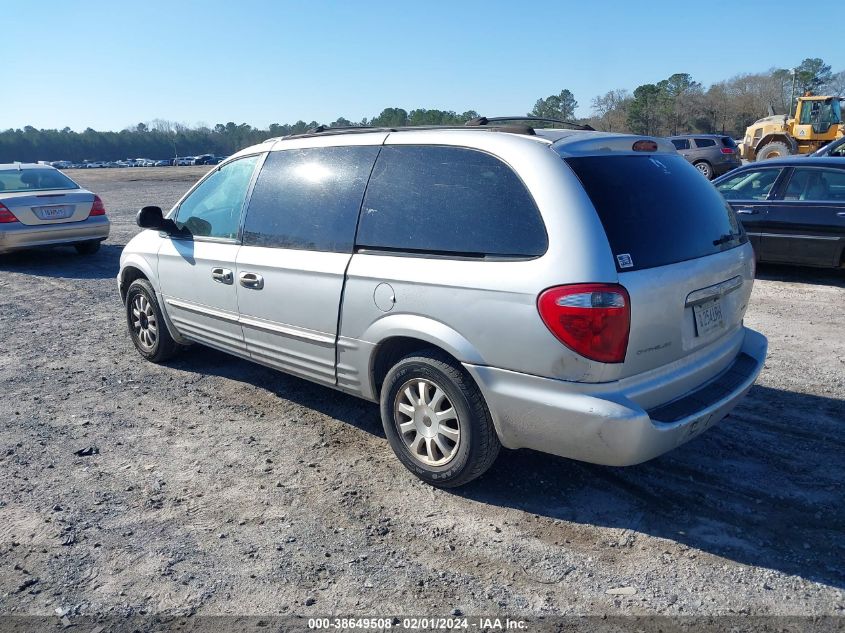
xmin=281 ymin=121 xmax=552 ymax=140
xmin=466 ymin=116 xmax=594 ymax=131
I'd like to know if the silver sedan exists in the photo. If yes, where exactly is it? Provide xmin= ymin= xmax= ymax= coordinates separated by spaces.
xmin=0 ymin=163 xmax=109 ymax=255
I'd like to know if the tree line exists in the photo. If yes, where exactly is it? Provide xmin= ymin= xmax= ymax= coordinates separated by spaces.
xmin=2 ymin=57 xmax=841 ymax=163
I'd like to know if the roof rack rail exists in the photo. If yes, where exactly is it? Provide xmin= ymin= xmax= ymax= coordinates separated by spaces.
xmin=282 ymin=122 xmax=543 ymax=140
xmin=466 ymin=116 xmax=594 ymax=131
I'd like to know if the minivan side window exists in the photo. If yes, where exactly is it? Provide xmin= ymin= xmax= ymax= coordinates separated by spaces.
xmin=175 ymin=155 xmax=260 ymax=239
xmin=242 ymin=146 xmax=380 ymax=252
xmin=694 ymin=138 xmax=716 ymax=148
xmin=671 ymin=139 xmax=690 ymax=151
xmin=356 ymin=146 xmax=547 ymax=258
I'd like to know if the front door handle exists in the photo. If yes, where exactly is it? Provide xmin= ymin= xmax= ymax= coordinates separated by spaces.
xmin=735 ymin=208 xmax=759 ymax=215
xmin=211 ymin=267 xmax=233 ymax=284
xmin=239 ymin=272 xmax=264 ymax=290
xmin=837 ymin=211 xmax=845 ymax=217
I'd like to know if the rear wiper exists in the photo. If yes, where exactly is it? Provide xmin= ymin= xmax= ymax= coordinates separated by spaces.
xmin=713 ymin=231 xmax=742 ymax=246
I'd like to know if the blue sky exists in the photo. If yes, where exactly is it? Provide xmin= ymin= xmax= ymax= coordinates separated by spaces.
xmin=6 ymin=0 xmax=841 ymax=131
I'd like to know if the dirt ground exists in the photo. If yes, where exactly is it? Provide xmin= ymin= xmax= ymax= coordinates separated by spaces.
xmin=0 ymin=167 xmax=843 ymax=623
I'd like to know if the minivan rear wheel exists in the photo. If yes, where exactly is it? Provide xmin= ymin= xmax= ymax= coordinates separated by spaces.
xmin=380 ymin=350 xmax=500 ymax=487
xmin=125 ymin=278 xmax=179 ymax=363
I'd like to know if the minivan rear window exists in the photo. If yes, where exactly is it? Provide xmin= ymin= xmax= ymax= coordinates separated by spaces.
xmin=563 ymin=154 xmax=746 ymax=271
xmin=720 ymin=137 xmax=737 ymax=148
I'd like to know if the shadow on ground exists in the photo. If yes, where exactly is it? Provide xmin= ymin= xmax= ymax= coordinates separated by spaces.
xmin=0 ymin=243 xmax=123 ymax=280
xmin=166 ymin=344 xmax=845 ymax=590
xmin=756 ymin=263 xmax=844 ymax=288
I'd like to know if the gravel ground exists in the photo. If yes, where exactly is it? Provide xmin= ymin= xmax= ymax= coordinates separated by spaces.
xmin=0 ymin=167 xmax=843 ymax=623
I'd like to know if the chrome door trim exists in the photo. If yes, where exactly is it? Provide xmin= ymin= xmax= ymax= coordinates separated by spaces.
xmin=164 ymin=297 xmax=239 ymax=323
xmin=238 ymin=315 xmax=335 ymax=347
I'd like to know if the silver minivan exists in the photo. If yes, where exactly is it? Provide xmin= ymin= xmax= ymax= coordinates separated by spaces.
xmin=118 ymin=123 xmax=767 ymax=487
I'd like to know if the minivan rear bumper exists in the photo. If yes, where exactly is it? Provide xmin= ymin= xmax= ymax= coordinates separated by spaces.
xmin=463 ymin=327 xmax=767 ymax=466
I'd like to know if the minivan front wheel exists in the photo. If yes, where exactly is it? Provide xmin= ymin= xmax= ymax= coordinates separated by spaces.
xmin=380 ymin=350 xmax=500 ymax=487
xmin=125 ymin=278 xmax=179 ymax=363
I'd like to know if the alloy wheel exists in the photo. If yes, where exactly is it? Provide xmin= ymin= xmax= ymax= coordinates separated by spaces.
xmin=393 ymin=378 xmax=461 ymax=466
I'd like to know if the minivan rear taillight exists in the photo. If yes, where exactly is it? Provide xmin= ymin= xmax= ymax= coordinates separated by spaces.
xmin=88 ymin=195 xmax=106 ymax=217
xmin=0 ymin=203 xmax=19 ymax=223
xmin=537 ymin=284 xmax=631 ymax=363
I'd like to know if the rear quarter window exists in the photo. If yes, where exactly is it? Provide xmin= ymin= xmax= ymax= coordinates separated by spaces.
xmin=694 ymin=138 xmax=717 ymax=148
xmin=563 ymin=153 xmax=746 ymax=271
xmin=357 ymin=145 xmax=547 ymax=258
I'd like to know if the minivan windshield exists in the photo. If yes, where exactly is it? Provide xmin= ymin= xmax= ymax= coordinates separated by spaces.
xmin=0 ymin=168 xmax=80 ymax=193
xmin=560 ymin=153 xmax=746 ymax=271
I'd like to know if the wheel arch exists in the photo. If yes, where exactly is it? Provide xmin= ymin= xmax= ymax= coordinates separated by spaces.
xmin=363 ymin=315 xmax=486 ymax=400
xmin=118 ymin=265 xmax=150 ymax=302
xmin=118 ymin=251 xmax=160 ymax=299
xmin=755 ymin=134 xmax=797 ymax=154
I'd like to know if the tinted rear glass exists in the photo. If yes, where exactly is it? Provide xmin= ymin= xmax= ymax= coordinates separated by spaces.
xmin=564 ymin=154 xmax=746 ymax=271
xmin=671 ymin=139 xmax=690 ymax=150
xmin=694 ymin=138 xmax=716 ymax=148
xmin=720 ymin=137 xmax=737 ymax=148
xmin=357 ymin=146 xmax=547 ymax=258
xmin=0 ymin=168 xmax=79 ymax=193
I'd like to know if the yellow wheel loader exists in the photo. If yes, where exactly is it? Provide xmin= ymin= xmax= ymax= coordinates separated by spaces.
xmin=740 ymin=95 xmax=844 ymax=161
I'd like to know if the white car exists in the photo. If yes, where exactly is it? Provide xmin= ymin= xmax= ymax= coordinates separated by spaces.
xmin=0 ymin=164 xmax=110 ymax=255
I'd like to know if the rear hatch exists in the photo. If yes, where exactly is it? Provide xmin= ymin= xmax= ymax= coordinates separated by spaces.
xmin=561 ymin=151 xmax=754 ymax=379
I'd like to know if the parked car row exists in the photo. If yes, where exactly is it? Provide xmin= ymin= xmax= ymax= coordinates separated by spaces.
xmin=41 ymin=155 xmax=229 ymax=170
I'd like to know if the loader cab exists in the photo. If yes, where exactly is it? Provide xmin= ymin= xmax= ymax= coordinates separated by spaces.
xmin=796 ymin=97 xmax=843 ymax=136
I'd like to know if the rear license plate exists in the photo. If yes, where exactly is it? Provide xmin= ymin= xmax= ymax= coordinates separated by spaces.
xmin=693 ymin=298 xmax=725 ymax=337
xmin=35 ymin=205 xmax=72 ymax=220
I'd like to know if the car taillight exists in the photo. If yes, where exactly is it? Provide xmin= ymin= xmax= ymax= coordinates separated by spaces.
xmin=537 ymin=284 xmax=631 ymax=363
xmin=0 ymin=202 xmax=19 ymax=223
xmin=720 ymin=148 xmax=735 ymax=154
xmin=88 ymin=195 xmax=106 ymax=216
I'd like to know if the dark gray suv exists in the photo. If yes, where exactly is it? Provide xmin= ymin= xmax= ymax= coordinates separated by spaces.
xmin=668 ymin=134 xmax=741 ymax=180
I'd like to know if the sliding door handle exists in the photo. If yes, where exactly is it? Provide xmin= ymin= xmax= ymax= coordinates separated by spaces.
xmin=239 ymin=272 xmax=264 ymax=290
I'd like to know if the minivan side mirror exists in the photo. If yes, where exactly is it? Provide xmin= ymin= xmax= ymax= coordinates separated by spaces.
xmin=136 ymin=206 xmax=178 ymax=233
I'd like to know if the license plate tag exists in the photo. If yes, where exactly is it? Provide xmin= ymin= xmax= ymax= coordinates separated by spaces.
xmin=35 ymin=205 xmax=72 ymax=220
xmin=693 ymin=298 xmax=725 ymax=337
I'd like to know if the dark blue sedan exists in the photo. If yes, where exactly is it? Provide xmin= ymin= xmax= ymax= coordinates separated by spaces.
xmin=713 ymin=157 xmax=845 ymax=269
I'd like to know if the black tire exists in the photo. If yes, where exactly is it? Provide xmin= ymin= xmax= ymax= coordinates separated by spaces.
xmin=757 ymin=141 xmax=791 ymax=161
xmin=380 ymin=349 xmax=500 ymax=488
xmin=125 ymin=278 xmax=179 ymax=363
xmin=693 ymin=160 xmax=714 ymax=180
xmin=74 ymin=240 xmax=101 ymax=255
